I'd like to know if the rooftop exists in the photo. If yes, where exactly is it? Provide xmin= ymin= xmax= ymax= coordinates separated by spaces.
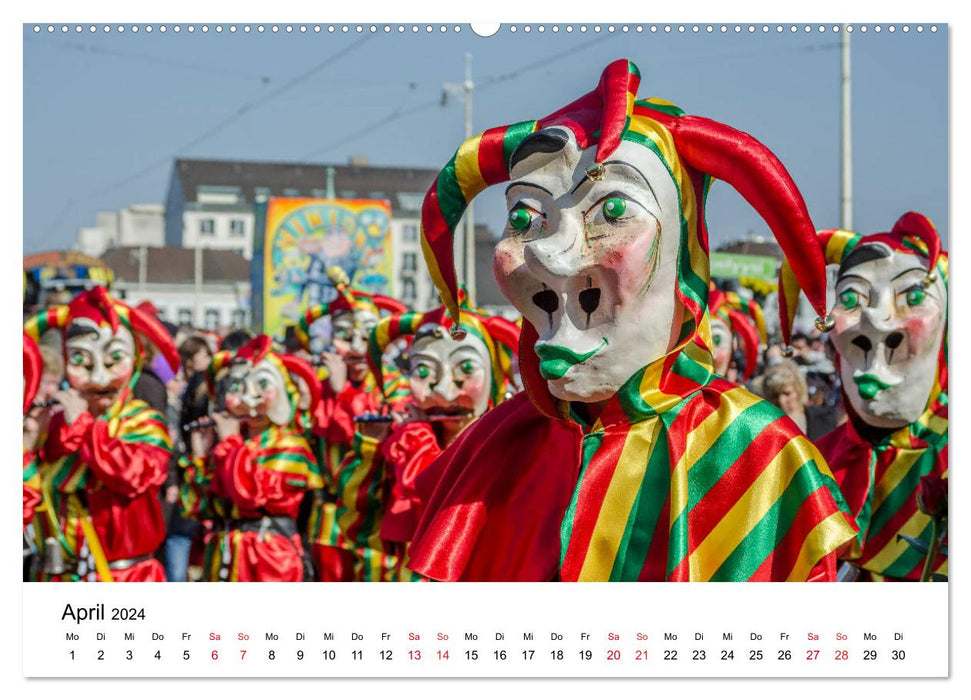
xmin=101 ymin=246 xmax=249 ymax=285
xmin=172 ymin=158 xmax=440 ymax=214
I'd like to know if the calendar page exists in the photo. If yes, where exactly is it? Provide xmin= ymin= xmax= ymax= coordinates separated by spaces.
xmin=13 ymin=1 xmax=960 ymax=696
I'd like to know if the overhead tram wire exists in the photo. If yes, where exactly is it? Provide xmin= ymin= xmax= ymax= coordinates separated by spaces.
xmin=298 ymin=34 xmax=613 ymax=161
xmin=298 ymin=36 xmax=839 ymax=161
xmin=36 ymin=34 xmax=373 ymax=239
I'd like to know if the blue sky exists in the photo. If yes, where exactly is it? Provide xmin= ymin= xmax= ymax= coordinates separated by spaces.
xmin=22 ymin=23 xmax=947 ymax=254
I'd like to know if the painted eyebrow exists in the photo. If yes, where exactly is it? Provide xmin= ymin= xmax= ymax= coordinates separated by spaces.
xmin=892 ymin=267 xmax=930 ymax=282
xmin=569 ymin=160 xmax=661 ymax=213
xmin=504 ymin=181 xmax=555 ymax=198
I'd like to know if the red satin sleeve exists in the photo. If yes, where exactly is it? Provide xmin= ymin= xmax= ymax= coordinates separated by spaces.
xmin=43 ymin=411 xmax=95 ymax=462
xmin=81 ymin=420 xmax=169 ymax=498
xmin=379 ymin=422 xmax=442 ymax=543
xmin=313 ymin=383 xmax=374 ymax=446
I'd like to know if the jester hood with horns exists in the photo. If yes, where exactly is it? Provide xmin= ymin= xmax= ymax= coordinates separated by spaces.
xmin=407 ymin=59 xmax=856 ymax=582
xmin=709 ymin=285 xmax=766 ymax=383
xmin=23 ymin=288 xmax=176 ymax=581
xmin=800 ymin=213 xmax=948 ymax=581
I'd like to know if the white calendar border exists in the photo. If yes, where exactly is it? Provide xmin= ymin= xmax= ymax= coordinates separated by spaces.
xmin=5 ymin=0 xmax=965 ymax=696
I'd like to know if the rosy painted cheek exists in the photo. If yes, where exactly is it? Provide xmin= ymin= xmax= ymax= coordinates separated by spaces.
xmin=459 ymin=376 xmax=487 ymax=404
xmin=225 ymin=395 xmax=242 ymax=412
xmin=110 ymin=360 xmax=134 ymax=386
xmin=261 ymin=387 xmax=278 ymax=410
xmin=333 ymin=340 xmax=352 ymax=358
xmin=903 ymin=314 xmax=942 ymax=356
xmin=66 ymin=366 xmax=89 ymax=389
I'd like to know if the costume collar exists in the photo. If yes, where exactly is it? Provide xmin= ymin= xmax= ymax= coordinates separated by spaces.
xmin=574 ymin=340 xmax=715 ymax=432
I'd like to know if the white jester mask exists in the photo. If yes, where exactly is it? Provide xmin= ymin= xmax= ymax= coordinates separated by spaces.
xmin=223 ymin=359 xmax=292 ymax=427
xmin=332 ymin=308 xmax=379 ymax=383
xmin=64 ymin=319 xmax=136 ymax=416
xmin=420 ymin=60 xmax=833 ymax=414
xmin=831 ymin=243 xmax=947 ymax=429
xmin=495 ymin=130 xmax=683 ymax=403
xmin=408 ymin=325 xmax=492 ymax=419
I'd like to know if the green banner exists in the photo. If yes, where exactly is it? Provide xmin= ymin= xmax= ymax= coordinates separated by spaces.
xmin=710 ymin=252 xmax=779 ymax=280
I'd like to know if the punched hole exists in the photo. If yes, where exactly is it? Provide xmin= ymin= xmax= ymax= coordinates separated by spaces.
xmin=578 ymin=287 xmax=601 ymax=315
xmin=532 ymin=289 xmax=559 ymax=314
xmin=885 ymin=332 xmax=904 ymax=350
xmin=852 ymin=336 xmax=872 ymax=353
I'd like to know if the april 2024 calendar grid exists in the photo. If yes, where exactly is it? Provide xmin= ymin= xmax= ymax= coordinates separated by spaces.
xmin=23 ymin=584 xmax=948 ymax=678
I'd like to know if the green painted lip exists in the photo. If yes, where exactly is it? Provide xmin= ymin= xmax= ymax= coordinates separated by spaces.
xmin=535 ymin=337 xmax=609 ymax=380
xmin=853 ymin=373 xmax=893 ymax=400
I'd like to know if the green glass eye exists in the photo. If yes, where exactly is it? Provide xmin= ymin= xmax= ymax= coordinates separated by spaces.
xmin=460 ymin=360 xmax=475 ymax=375
xmin=713 ymin=335 xmax=724 ymax=347
xmin=111 ymin=350 xmax=124 ymax=362
xmin=839 ymin=290 xmax=860 ymax=309
xmin=416 ymin=365 xmax=430 ymax=379
xmin=71 ymin=351 xmax=85 ymax=365
xmin=508 ymin=208 xmax=533 ymax=231
xmin=906 ymin=288 xmax=926 ymax=307
xmin=602 ymin=197 xmax=627 ymax=220
xmin=259 ymin=378 xmax=270 ymax=389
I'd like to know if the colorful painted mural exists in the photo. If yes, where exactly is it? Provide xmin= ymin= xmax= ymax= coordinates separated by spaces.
xmin=253 ymin=198 xmax=393 ymax=339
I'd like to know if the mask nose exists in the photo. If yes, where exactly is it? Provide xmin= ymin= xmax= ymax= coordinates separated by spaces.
xmin=523 ymin=217 xmax=584 ymax=282
xmin=88 ymin=360 xmax=112 ymax=389
xmin=430 ymin=373 xmax=460 ymax=403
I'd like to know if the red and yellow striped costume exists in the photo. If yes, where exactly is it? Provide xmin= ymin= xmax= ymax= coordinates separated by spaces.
xmin=193 ymin=424 xmax=319 ymax=582
xmin=28 ymin=392 xmax=171 ymax=581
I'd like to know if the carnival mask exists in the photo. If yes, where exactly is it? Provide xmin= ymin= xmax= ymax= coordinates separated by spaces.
xmin=331 ymin=308 xmax=379 ymax=383
xmin=223 ymin=359 xmax=292 ymax=426
xmin=64 ymin=319 xmax=135 ymax=416
xmin=710 ymin=316 xmax=733 ymax=377
xmin=408 ymin=325 xmax=492 ymax=419
xmin=830 ymin=243 xmax=946 ymax=429
xmin=495 ymin=129 xmax=682 ymax=403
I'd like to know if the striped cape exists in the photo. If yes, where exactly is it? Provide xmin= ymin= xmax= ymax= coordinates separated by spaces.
xmin=817 ymin=395 xmax=947 ymax=581
xmin=408 ymin=346 xmax=857 ymax=582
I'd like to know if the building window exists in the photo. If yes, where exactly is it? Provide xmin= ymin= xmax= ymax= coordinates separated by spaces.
xmin=402 ymin=253 xmax=417 ymax=273
xmin=230 ymin=219 xmax=246 ymax=237
xmin=282 ymin=188 xmax=301 ymax=197
xmin=231 ymin=309 xmax=247 ymax=329
xmin=339 ymin=189 xmax=357 ymax=199
xmin=204 ymin=309 xmax=221 ymax=330
xmin=402 ymin=278 xmax=417 ymax=304
xmin=254 ymin=187 xmax=273 ymax=202
xmin=199 ymin=218 xmax=215 ymax=236
xmin=402 ymin=224 xmax=418 ymax=242
xmin=310 ymin=189 xmax=329 ymax=199
xmin=178 ymin=308 xmax=193 ymax=325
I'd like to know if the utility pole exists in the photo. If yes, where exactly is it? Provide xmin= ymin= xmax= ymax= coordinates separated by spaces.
xmin=194 ymin=241 xmax=203 ymax=327
xmin=840 ymin=25 xmax=853 ymax=230
xmin=443 ymin=53 xmax=476 ymax=303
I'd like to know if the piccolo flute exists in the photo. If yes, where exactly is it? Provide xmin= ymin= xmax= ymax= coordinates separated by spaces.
xmin=183 ymin=416 xmax=216 ymax=431
xmin=30 ymin=399 xmax=60 ymax=409
xmin=354 ymin=411 xmax=473 ymax=424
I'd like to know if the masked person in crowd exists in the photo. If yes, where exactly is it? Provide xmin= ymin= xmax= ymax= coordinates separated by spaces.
xmin=341 ymin=291 xmax=521 ymax=580
xmin=295 ymin=267 xmax=408 ymax=581
xmin=407 ymin=59 xmax=856 ymax=582
xmin=182 ymin=335 xmax=320 ymax=581
xmin=23 ymin=288 xmax=178 ymax=581
xmin=782 ymin=213 xmax=948 ymax=581
xmin=708 ymin=285 xmax=764 ymax=384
